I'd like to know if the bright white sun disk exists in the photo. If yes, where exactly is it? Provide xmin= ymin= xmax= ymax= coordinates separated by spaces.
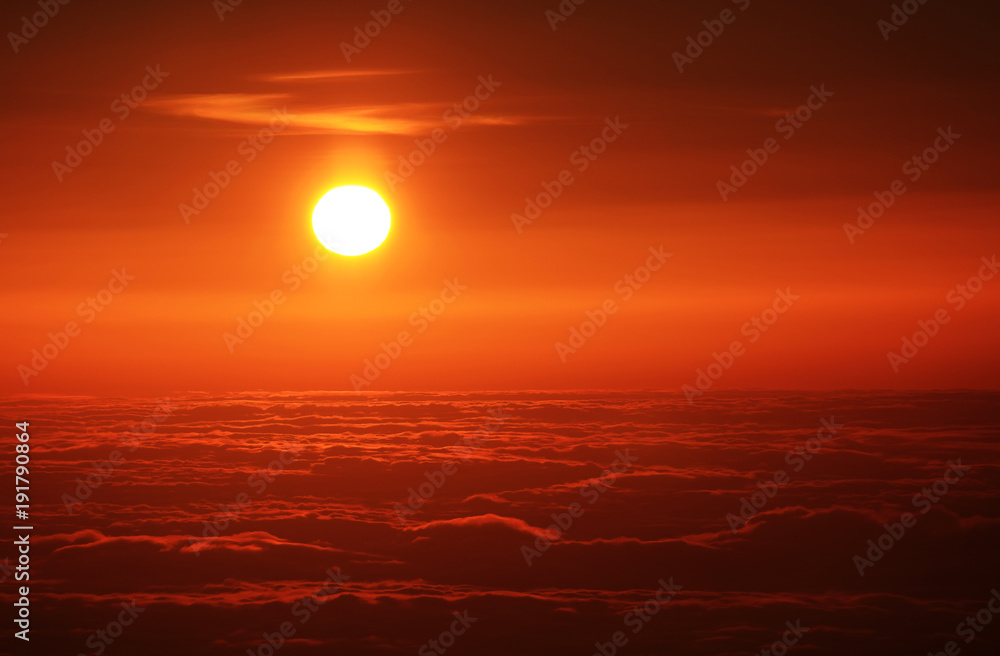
xmin=312 ymin=186 xmax=391 ymax=256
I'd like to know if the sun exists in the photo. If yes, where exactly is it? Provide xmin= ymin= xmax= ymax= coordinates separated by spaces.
xmin=312 ymin=186 xmax=391 ymax=256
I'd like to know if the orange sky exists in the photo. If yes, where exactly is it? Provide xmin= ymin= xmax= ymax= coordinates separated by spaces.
xmin=2 ymin=0 xmax=998 ymax=394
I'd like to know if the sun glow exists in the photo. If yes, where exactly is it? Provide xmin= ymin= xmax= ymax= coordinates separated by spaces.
xmin=312 ymin=186 xmax=391 ymax=256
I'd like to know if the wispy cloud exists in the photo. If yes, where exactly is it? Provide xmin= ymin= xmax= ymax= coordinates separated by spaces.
xmin=255 ymin=69 xmax=420 ymax=82
xmin=147 ymin=92 xmax=529 ymax=135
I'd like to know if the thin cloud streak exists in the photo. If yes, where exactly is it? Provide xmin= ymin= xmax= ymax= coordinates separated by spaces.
xmin=146 ymin=93 xmax=531 ymax=135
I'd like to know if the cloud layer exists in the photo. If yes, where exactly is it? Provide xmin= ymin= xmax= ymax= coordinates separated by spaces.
xmin=6 ymin=390 xmax=999 ymax=654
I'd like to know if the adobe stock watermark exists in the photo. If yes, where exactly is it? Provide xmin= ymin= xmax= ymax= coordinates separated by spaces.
xmin=877 ymin=0 xmax=931 ymax=41
xmin=17 ymin=268 xmax=136 ymax=385
xmin=51 ymin=65 xmax=169 ymax=182
xmin=349 ymin=278 xmax=466 ymax=390
xmin=843 ymin=126 xmax=960 ymax=243
xmin=726 ymin=417 xmax=844 ymax=532
xmin=555 ymin=246 xmax=671 ymax=362
xmin=223 ymin=246 xmax=329 ymax=353
xmin=212 ymin=0 xmax=245 ymax=21
xmin=544 ymin=0 xmax=588 ymax=31
xmin=928 ymin=588 xmax=1000 ymax=656
xmin=393 ymin=406 xmax=510 ymax=523
xmin=418 ymin=610 xmax=477 ymax=656
xmin=682 ymin=288 xmax=799 ymax=403
xmin=852 ymin=458 xmax=970 ymax=576
xmin=887 ymin=255 xmax=996 ymax=373
xmin=62 ymin=399 xmax=175 ymax=514
xmin=717 ymin=84 xmax=833 ymax=201
xmin=590 ymin=578 xmax=682 ymax=656
xmin=179 ymin=107 xmax=291 ymax=224
xmin=385 ymin=75 xmax=501 ymax=191
xmin=340 ymin=0 xmax=413 ymax=62
xmin=672 ymin=0 xmax=751 ymax=72
xmin=844 ymin=125 xmax=962 ymax=244
xmin=753 ymin=621 xmax=810 ymax=656
xmin=189 ymin=437 xmax=302 ymax=554
xmin=511 ymin=117 xmax=628 ymax=233
xmin=77 ymin=601 xmax=145 ymax=656
xmin=521 ymin=449 xmax=639 ymax=566
xmin=245 ymin=567 xmax=350 ymax=656
xmin=12 ymin=572 xmax=29 ymax=641
xmin=7 ymin=0 xmax=72 ymax=54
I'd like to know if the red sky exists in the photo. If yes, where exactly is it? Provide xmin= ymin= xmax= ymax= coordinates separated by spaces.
xmin=2 ymin=0 xmax=998 ymax=394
